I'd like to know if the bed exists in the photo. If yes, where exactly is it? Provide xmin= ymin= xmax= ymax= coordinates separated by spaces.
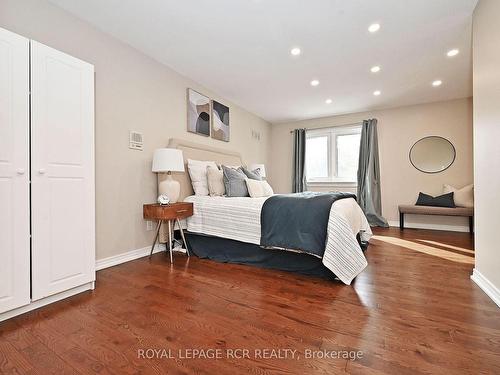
xmin=159 ymin=138 xmax=372 ymax=284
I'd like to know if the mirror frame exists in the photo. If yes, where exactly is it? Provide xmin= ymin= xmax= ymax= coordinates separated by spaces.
xmin=409 ymin=136 xmax=456 ymax=174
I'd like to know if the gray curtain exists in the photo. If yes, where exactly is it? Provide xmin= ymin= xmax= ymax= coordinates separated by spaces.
xmin=357 ymin=119 xmax=388 ymax=227
xmin=292 ymin=128 xmax=306 ymax=193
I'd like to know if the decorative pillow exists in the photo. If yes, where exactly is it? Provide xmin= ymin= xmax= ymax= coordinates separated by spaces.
xmin=206 ymin=166 xmax=225 ymax=197
xmin=443 ymin=184 xmax=473 ymax=208
xmin=415 ymin=192 xmax=455 ymax=208
xmin=222 ymin=166 xmax=249 ymax=197
xmin=187 ymin=159 xmax=217 ymax=196
xmin=245 ymin=179 xmax=274 ymax=198
xmin=241 ymin=166 xmax=262 ymax=181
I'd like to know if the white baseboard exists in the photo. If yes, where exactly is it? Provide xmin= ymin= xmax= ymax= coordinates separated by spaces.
xmin=388 ymin=220 xmax=469 ymax=233
xmin=95 ymin=244 xmax=166 ymax=271
xmin=0 ymin=282 xmax=95 ymax=322
xmin=471 ymin=269 xmax=500 ymax=308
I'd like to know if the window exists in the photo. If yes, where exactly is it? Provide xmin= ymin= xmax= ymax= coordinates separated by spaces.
xmin=305 ymin=124 xmax=361 ymax=184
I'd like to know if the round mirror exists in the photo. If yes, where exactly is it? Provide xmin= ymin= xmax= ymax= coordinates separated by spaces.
xmin=409 ymin=136 xmax=456 ymax=173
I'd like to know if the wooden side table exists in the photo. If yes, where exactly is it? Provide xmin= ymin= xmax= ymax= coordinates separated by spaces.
xmin=143 ymin=202 xmax=193 ymax=263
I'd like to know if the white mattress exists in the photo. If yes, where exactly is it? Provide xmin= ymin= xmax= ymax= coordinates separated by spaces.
xmin=184 ymin=195 xmax=372 ymax=284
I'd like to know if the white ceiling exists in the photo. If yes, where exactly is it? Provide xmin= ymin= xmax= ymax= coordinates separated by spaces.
xmin=48 ymin=0 xmax=478 ymax=123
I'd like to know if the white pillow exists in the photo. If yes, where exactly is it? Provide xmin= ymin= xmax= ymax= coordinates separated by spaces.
xmin=443 ymin=184 xmax=474 ymax=208
xmin=206 ymin=166 xmax=225 ymax=196
xmin=245 ymin=179 xmax=274 ymax=198
xmin=187 ymin=159 xmax=217 ymax=196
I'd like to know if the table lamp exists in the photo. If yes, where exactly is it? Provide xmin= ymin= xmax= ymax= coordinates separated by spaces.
xmin=249 ymin=163 xmax=266 ymax=179
xmin=152 ymin=148 xmax=184 ymax=203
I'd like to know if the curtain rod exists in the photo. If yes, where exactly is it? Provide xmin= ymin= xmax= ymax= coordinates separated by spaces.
xmin=289 ymin=121 xmax=363 ymax=133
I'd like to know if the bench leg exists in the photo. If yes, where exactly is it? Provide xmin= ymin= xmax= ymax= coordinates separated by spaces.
xmin=469 ymin=216 xmax=474 ymax=234
xmin=400 ymin=212 xmax=404 ymax=230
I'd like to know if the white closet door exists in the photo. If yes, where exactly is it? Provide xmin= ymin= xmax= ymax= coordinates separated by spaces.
xmin=31 ymin=41 xmax=95 ymax=300
xmin=0 ymin=28 xmax=30 ymax=314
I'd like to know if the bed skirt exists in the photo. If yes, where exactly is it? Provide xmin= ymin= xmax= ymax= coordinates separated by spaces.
xmin=185 ymin=232 xmax=338 ymax=280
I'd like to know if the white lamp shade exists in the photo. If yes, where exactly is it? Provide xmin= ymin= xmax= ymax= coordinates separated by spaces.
xmin=152 ymin=148 xmax=184 ymax=172
xmin=249 ymin=163 xmax=266 ymax=178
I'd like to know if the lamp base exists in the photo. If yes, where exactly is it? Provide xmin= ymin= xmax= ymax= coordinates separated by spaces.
xmin=159 ymin=173 xmax=180 ymax=203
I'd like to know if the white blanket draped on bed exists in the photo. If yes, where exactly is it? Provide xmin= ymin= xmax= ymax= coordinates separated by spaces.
xmin=184 ymin=195 xmax=372 ymax=284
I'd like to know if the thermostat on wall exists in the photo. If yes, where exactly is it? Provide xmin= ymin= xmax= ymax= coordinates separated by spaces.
xmin=129 ymin=131 xmax=143 ymax=150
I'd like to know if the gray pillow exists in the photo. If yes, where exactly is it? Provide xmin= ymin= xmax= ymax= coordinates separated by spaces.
xmin=241 ymin=166 xmax=262 ymax=181
xmin=222 ymin=166 xmax=249 ymax=197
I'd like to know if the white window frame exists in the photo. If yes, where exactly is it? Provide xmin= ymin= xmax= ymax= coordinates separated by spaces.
xmin=306 ymin=124 xmax=362 ymax=185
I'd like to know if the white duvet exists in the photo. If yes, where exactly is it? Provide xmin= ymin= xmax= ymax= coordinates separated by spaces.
xmin=184 ymin=195 xmax=372 ymax=284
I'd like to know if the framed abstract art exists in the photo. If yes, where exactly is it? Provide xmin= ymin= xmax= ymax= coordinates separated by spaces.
xmin=211 ymin=100 xmax=230 ymax=142
xmin=187 ymin=88 xmax=210 ymax=136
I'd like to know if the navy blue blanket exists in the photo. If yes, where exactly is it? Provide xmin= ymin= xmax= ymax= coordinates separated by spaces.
xmin=260 ymin=192 xmax=357 ymax=257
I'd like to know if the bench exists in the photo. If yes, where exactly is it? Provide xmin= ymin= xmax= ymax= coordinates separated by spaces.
xmin=398 ymin=205 xmax=474 ymax=233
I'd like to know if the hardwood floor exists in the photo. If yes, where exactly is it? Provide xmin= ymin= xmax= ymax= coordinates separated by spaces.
xmin=1 ymin=228 xmax=499 ymax=374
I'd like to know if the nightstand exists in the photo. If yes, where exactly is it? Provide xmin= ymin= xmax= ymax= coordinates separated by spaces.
xmin=143 ymin=202 xmax=193 ymax=263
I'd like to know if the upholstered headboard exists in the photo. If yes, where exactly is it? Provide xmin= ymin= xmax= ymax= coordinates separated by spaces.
xmin=158 ymin=138 xmax=244 ymax=202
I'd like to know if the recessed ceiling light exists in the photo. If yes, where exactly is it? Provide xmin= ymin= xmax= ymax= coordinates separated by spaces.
xmin=325 ymin=99 xmax=333 ymax=104
xmin=447 ymin=49 xmax=459 ymax=57
xmin=368 ymin=23 xmax=380 ymax=33
xmin=310 ymin=80 xmax=319 ymax=87
xmin=432 ymin=80 xmax=442 ymax=87
xmin=290 ymin=47 xmax=301 ymax=56
xmin=373 ymin=90 xmax=381 ymax=96
xmin=370 ymin=66 xmax=381 ymax=73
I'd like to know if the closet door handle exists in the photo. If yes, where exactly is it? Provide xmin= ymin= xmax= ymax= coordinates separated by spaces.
xmin=16 ymin=168 xmax=25 ymax=175
xmin=38 ymin=168 xmax=46 ymax=174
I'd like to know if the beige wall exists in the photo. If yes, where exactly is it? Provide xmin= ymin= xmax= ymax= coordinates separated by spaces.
xmin=472 ymin=0 xmax=500 ymax=298
xmin=0 ymin=0 xmax=271 ymax=260
xmin=268 ymin=98 xmax=473 ymax=230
